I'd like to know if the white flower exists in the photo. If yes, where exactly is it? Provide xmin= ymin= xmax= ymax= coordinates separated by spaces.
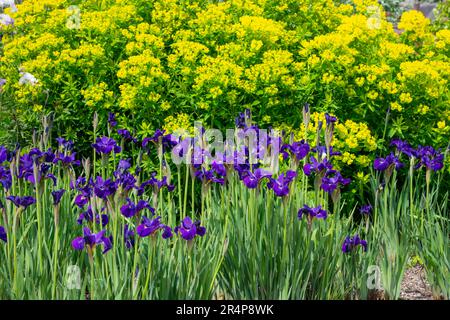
xmin=19 ymin=72 xmax=38 ymax=86
xmin=0 ymin=0 xmax=17 ymax=13
xmin=0 ymin=13 xmax=14 ymax=26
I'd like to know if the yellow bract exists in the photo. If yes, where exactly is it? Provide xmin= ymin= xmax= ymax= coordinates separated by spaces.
xmin=0 ymin=0 xmax=448 ymax=155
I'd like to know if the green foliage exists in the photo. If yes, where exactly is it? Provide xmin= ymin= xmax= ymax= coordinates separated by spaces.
xmin=0 ymin=0 xmax=449 ymax=155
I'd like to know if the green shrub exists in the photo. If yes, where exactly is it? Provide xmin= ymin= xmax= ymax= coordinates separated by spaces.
xmin=0 ymin=0 xmax=449 ymax=154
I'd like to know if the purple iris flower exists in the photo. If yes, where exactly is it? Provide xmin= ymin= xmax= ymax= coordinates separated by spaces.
xmin=174 ymin=217 xmax=206 ymax=241
xmin=195 ymin=167 xmax=225 ymax=185
xmin=56 ymin=137 xmax=66 ymax=146
xmin=70 ymin=176 xmax=87 ymax=190
xmin=17 ymin=153 xmax=33 ymax=179
xmin=116 ymin=172 xmax=137 ymax=191
xmin=118 ymin=129 xmax=138 ymax=144
xmin=0 ymin=166 xmax=12 ymax=190
xmin=325 ymin=113 xmax=337 ymax=125
xmin=235 ymin=110 xmax=249 ymax=128
xmin=92 ymin=137 xmax=121 ymax=154
xmin=120 ymin=198 xmax=154 ymax=218
xmin=241 ymin=168 xmax=272 ymax=189
xmin=0 ymin=146 xmax=8 ymax=164
xmin=172 ymin=137 xmax=193 ymax=159
xmin=390 ymin=139 xmax=415 ymax=157
xmin=192 ymin=146 xmax=212 ymax=166
xmin=74 ymin=194 xmax=90 ymax=208
xmin=0 ymin=226 xmax=7 ymax=243
xmin=137 ymin=173 xmax=175 ymax=195
xmin=211 ymin=161 xmax=227 ymax=177
xmin=108 ymin=112 xmax=117 ymax=127
xmin=114 ymin=160 xmax=132 ymax=177
xmin=281 ymin=140 xmax=310 ymax=161
xmin=342 ymin=235 xmax=367 ymax=253
xmin=102 ymin=235 xmax=113 ymax=254
xmin=0 ymin=78 xmax=6 ymax=90
xmin=267 ymin=170 xmax=297 ymax=197
xmin=6 ymin=195 xmax=36 ymax=209
xmin=312 ymin=145 xmax=342 ymax=158
xmin=72 ymin=227 xmax=113 ymax=254
xmin=53 ymin=152 xmax=80 ymax=166
xmin=235 ymin=109 xmax=252 ymax=129
xmin=51 ymin=189 xmax=66 ymax=206
xmin=114 ymin=160 xmax=137 ymax=191
xmin=77 ymin=206 xmax=109 ymax=227
xmin=136 ymin=216 xmax=172 ymax=239
xmin=29 ymin=148 xmax=44 ymax=158
xmin=92 ymin=176 xmax=117 ymax=199
xmin=56 ymin=137 xmax=74 ymax=151
xmin=298 ymin=204 xmax=328 ymax=220
xmin=303 ymin=156 xmax=333 ymax=176
xmin=142 ymin=129 xmax=165 ymax=148
xmin=43 ymin=149 xmax=56 ymax=163
xmin=23 ymin=163 xmax=57 ymax=186
xmin=416 ymin=146 xmax=444 ymax=171
xmin=360 ymin=204 xmax=372 ymax=215
xmin=373 ymin=153 xmax=404 ymax=171
xmin=373 ymin=157 xmax=390 ymax=171
xmin=385 ymin=153 xmax=404 ymax=170
xmin=124 ymin=224 xmax=135 ymax=249
xmin=162 ymin=134 xmax=180 ymax=153
xmin=320 ymin=170 xmax=351 ymax=193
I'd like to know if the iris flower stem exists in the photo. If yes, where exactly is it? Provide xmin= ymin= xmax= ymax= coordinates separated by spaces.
xmin=409 ymin=162 xmax=414 ymax=231
xmin=93 ymin=135 xmax=97 ymax=180
xmin=35 ymin=186 xmax=43 ymax=274
xmin=424 ymin=174 xmax=430 ymax=235
xmin=101 ymin=154 xmax=107 ymax=179
xmin=282 ymin=200 xmax=288 ymax=263
xmin=90 ymin=258 xmax=95 ymax=300
xmin=383 ymin=184 xmax=388 ymax=229
xmin=167 ymin=191 xmax=173 ymax=227
xmin=365 ymin=215 xmax=370 ymax=234
xmin=143 ymin=239 xmax=155 ymax=299
xmin=177 ymin=166 xmax=182 ymax=221
xmin=208 ymin=207 xmax=229 ymax=294
xmin=112 ymin=205 xmax=119 ymax=290
xmin=183 ymin=164 xmax=189 ymax=218
xmin=191 ymin=176 xmax=195 ymax=219
xmin=201 ymin=185 xmax=205 ymax=220
xmin=42 ymin=181 xmax=47 ymax=244
xmin=131 ymin=236 xmax=140 ymax=299
xmin=249 ymin=189 xmax=257 ymax=242
xmin=158 ymin=148 xmax=163 ymax=214
xmin=12 ymin=209 xmax=18 ymax=296
xmin=51 ymin=223 xmax=59 ymax=299
xmin=374 ymin=187 xmax=379 ymax=238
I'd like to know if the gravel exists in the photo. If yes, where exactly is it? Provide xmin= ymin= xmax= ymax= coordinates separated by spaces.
xmin=399 ymin=264 xmax=434 ymax=300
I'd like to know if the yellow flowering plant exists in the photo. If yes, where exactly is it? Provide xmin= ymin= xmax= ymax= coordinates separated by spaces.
xmin=277 ymin=112 xmax=377 ymax=171
xmin=0 ymin=0 xmax=449 ymax=153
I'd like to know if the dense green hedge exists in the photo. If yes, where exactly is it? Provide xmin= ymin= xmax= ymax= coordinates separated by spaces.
xmin=0 ymin=0 xmax=449 ymax=157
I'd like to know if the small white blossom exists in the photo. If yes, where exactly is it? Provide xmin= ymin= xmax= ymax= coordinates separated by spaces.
xmin=0 ymin=0 xmax=17 ymax=13
xmin=0 ymin=13 xmax=14 ymax=26
xmin=19 ymin=72 xmax=38 ymax=86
